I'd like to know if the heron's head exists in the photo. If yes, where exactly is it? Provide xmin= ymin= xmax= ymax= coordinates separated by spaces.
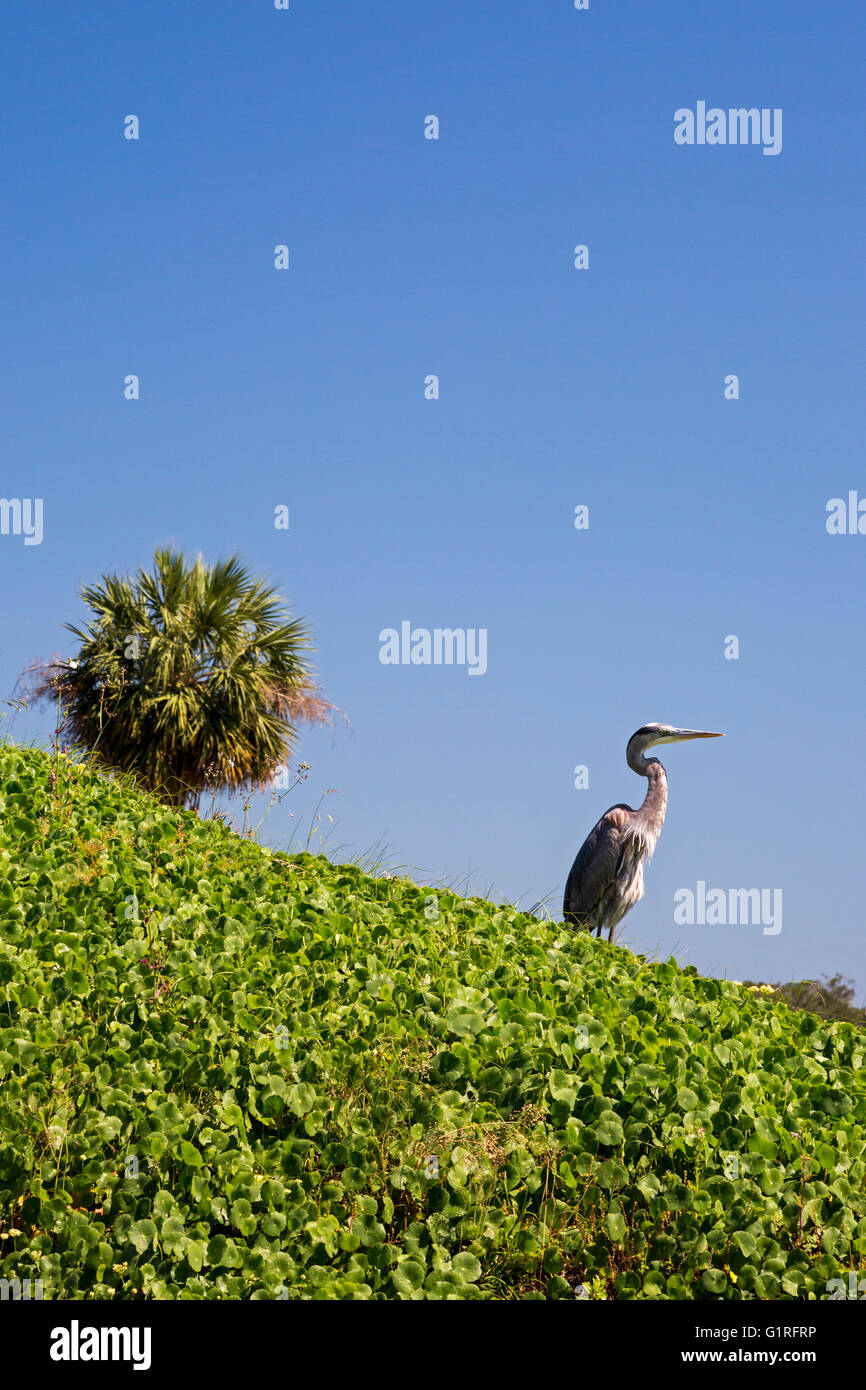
xmin=627 ymin=723 xmax=723 ymax=769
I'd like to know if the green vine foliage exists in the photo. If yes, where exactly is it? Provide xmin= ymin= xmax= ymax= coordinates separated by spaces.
xmin=0 ymin=744 xmax=864 ymax=1300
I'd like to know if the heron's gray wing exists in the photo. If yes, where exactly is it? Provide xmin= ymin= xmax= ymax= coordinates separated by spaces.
xmin=563 ymin=805 xmax=633 ymax=926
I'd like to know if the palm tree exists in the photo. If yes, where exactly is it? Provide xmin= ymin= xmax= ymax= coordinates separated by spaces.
xmin=26 ymin=548 xmax=336 ymax=808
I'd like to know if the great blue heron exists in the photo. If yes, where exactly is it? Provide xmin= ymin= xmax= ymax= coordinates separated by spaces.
xmin=564 ymin=723 xmax=723 ymax=941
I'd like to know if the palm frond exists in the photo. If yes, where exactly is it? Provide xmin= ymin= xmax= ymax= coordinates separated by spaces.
xmin=20 ymin=549 xmax=343 ymax=807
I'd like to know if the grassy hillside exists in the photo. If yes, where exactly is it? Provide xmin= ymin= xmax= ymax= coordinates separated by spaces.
xmin=0 ymin=743 xmax=864 ymax=1300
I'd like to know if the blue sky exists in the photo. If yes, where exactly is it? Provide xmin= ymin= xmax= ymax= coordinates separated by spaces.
xmin=2 ymin=1 xmax=864 ymax=996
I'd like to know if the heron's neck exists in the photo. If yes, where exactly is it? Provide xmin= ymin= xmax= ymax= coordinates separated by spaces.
xmin=630 ymin=755 xmax=668 ymax=839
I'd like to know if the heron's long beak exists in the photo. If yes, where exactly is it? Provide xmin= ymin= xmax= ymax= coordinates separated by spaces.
xmin=664 ymin=729 xmax=724 ymax=743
